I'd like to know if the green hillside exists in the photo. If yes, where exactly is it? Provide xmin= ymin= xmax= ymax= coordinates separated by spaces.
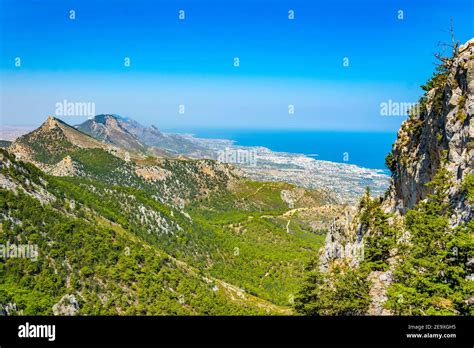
xmin=0 ymin=137 xmax=333 ymax=314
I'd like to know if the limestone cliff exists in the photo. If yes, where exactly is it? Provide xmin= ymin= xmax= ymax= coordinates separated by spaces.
xmin=317 ymin=38 xmax=474 ymax=315
xmin=384 ymin=39 xmax=474 ymax=225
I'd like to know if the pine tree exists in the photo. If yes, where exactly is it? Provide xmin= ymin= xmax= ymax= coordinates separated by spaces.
xmin=386 ymin=168 xmax=474 ymax=315
xmin=294 ymin=258 xmax=371 ymax=315
xmin=358 ymin=188 xmax=397 ymax=271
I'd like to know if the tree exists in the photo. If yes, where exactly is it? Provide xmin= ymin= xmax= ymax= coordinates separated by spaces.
xmin=386 ymin=168 xmax=473 ymax=315
xmin=294 ymin=258 xmax=371 ymax=316
xmin=358 ymin=188 xmax=396 ymax=271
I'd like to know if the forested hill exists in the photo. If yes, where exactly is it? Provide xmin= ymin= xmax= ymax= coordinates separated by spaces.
xmin=0 ymin=113 xmax=341 ymax=315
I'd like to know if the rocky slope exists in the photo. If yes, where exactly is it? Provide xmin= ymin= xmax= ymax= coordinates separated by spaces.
xmin=76 ymin=114 xmax=212 ymax=158
xmin=384 ymin=38 xmax=474 ymax=226
xmin=75 ymin=114 xmax=148 ymax=153
xmin=9 ymin=116 xmax=130 ymax=164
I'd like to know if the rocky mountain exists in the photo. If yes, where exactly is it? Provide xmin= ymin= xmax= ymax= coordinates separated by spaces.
xmin=8 ymin=116 xmax=134 ymax=173
xmin=1 ymin=114 xmax=340 ymax=315
xmin=9 ymin=116 xmax=108 ymax=163
xmin=384 ymin=39 xmax=474 ymax=226
xmin=116 ymin=117 xmax=212 ymax=157
xmin=75 ymin=114 xmax=148 ymax=154
xmin=295 ymin=38 xmax=473 ymax=316
xmin=75 ymin=114 xmax=212 ymax=158
xmin=7 ymin=115 xmax=238 ymax=206
xmin=320 ymin=38 xmax=474 ymax=269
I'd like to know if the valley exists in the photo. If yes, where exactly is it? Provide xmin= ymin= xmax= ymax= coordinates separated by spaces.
xmin=0 ymin=116 xmax=340 ymax=314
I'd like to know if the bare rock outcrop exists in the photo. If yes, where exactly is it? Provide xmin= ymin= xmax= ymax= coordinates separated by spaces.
xmin=384 ymin=39 xmax=474 ymax=226
xmin=52 ymin=294 xmax=80 ymax=316
xmin=48 ymin=155 xmax=82 ymax=177
xmin=317 ymin=39 xmax=474 ymax=315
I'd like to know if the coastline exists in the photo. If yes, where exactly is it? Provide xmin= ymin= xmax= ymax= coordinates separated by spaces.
xmin=1 ymin=124 xmax=391 ymax=204
xmin=185 ymin=134 xmax=391 ymax=204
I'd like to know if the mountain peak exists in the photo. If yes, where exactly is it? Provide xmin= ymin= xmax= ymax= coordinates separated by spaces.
xmin=75 ymin=114 xmax=147 ymax=153
xmin=42 ymin=115 xmax=61 ymax=130
xmin=9 ymin=116 xmax=110 ymax=164
xmin=75 ymin=114 xmax=212 ymax=157
xmin=93 ymin=114 xmax=128 ymax=124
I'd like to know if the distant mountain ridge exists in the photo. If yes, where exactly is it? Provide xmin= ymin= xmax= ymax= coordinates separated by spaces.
xmin=75 ymin=114 xmax=212 ymax=158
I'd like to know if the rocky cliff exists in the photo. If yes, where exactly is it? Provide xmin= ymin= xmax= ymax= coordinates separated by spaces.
xmin=75 ymin=114 xmax=212 ymax=158
xmin=384 ymin=39 xmax=474 ymax=225
xmin=316 ymin=38 xmax=474 ymax=315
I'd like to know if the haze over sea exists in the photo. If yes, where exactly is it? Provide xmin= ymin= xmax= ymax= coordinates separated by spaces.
xmin=170 ymin=129 xmax=398 ymax=171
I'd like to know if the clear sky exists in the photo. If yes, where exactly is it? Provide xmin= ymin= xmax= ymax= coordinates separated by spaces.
xmin=0 ymin=0 xmax=472 ymax=130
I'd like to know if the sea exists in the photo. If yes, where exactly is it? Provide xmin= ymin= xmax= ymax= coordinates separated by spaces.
xmin=175 ymin=129 xmax=398 ymax=172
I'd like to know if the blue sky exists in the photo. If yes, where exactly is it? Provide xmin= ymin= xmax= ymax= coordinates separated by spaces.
xmin=0 ymin=0 xmax=473 ymax=130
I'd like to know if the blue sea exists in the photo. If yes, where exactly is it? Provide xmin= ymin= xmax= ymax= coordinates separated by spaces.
xmin=175 ymin=129 xmax=397 ymax=171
